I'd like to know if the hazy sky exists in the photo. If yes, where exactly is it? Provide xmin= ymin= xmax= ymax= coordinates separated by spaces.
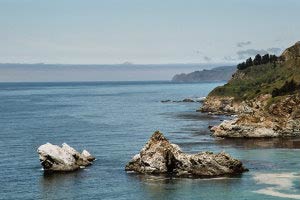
xmin=1 ymin=0 xmax=300 ymax=64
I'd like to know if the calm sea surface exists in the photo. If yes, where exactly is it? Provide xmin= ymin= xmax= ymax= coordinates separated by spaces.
xmin=0 ymin=81 xmax=299 ymax=200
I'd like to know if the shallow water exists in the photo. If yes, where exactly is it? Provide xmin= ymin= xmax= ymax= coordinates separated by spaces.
xmin=0 ymin=81 xmax=299 ymax=200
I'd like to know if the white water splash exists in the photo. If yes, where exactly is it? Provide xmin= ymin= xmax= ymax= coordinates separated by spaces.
xmin=253 ymin=172 xmax=300 ymax=199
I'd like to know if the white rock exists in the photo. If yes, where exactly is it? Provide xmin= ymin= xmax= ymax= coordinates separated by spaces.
xmin=37 ymin=143 xmax=95 ymax=172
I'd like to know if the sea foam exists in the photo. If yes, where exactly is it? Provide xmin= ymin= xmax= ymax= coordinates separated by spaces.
xmin=253 ymin=172 xmax=300 ymax=199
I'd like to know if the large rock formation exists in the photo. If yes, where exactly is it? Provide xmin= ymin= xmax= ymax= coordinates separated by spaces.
xmin=125 ymin=131 xmax=247 ymax=177
xmin=37 ymin=143 xmax=95 ymax=172
xmin=210 ymin=94 xmax=300 ymax=138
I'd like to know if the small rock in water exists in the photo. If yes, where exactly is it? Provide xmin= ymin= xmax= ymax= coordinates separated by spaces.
xmin=182 ymin=98 xmax=195 ymax=103
xmin=125 ymin=131 xmax=248 ymax=177
xmin=161 ymin=100 xmax=171 ymax=103
xmin=37 ymin=143 xmax=95 ymax=172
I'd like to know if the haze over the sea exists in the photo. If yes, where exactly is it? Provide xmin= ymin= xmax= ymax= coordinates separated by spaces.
xmin=0 ymin=0 xmax=300 ymax=81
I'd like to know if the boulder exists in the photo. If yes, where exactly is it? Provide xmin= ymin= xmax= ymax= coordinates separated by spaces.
xmin=125 ymin=131 xmax=247 ymax=177
xmin=37 ymin=143 xmax=95 ymax=172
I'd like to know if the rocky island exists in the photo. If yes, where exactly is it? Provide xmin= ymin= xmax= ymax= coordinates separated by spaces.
xmin=126 ymin=131 xmax=247 ymax=177
xmin=37 ymin=143 xmax=95 ymax=172
xmin=201 ymin=42 xmax=300 ymax=138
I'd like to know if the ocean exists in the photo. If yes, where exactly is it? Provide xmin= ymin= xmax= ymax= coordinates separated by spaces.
xmin=0 ymin=81 xmax=299 ymax=200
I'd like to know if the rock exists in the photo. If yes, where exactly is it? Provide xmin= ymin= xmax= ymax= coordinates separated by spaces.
xmin=125 ymin=131 xmax=248 ymax=177
xmin=200 ymin=96 xmax=241 ymax=115
xmin=82 ymin=150 xmax=96 ymax=162
xmin=37 ymin=143 xmax=95 ymax=172
xmin=207 ymin=94 xmax=300 ymax=138
xmin=161 ymin=98 xmax=200 ymax=103
xmin=182 ymin=98 xmax=195 ymax=102
xmin=211 ymin=118 xmax=279 ymax=138
xmin=281 ymin=41 xmax=300 ymax=60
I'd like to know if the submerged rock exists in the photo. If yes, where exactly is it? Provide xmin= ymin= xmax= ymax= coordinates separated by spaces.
xmin=125 ymin=131 xmax=247 ymax=177
xmin=37 ymin=143 xmax=95 ymax=172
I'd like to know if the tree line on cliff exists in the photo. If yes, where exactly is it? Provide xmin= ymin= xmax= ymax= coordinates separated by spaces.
xmin=237 ymin=54 xmax=279 ymax=70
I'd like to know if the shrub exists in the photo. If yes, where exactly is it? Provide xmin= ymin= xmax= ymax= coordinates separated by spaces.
xmin=272 ymin=79 xmax=298 ymax=97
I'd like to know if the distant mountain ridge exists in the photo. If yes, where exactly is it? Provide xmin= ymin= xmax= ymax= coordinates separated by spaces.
xmin=171 ymin=65 xmax=236 ymax=82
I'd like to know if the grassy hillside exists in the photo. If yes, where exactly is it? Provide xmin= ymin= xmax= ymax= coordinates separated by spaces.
xmin=209 ymin=43 xmax=300 ymax=101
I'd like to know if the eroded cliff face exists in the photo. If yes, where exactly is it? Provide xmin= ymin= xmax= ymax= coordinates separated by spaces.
xmin=204 ymin=94 xmax=300 ymax=138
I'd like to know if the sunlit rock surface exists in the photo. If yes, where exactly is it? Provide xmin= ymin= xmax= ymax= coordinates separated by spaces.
xmin=125 ymin=131 xmax=247 ymax=177
xmin=37 ymin=143 xmax=95 ymax=172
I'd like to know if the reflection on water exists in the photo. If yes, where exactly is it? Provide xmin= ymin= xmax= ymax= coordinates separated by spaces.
xmin=216 ymin=137 xmax=300 ymax=149
xmin=126 ymin=173 xmax=246 ymax=199
xmin=40 ymin=170 xmax=86 ymax=200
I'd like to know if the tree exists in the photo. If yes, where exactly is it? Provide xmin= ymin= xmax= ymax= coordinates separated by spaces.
xmin=272 ymin=79 xmax=298 ymax=97
xmin=262 ymin=54 xmax=270 ymax=64
xmin=237 ymin=62 xmax=247 ymax=70
xmin=253 ymin=54 xmax=262 ymax=65
xmin=270 ymin=55 xmax=278 ymax=63
xmin=246 ymin=57 xmax=253 ymax=67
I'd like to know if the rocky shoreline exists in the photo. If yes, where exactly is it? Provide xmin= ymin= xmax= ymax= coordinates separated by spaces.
xmin=126 ymin=131 xmax=248 ymax=177
xmin=201 ymin=94 xmax=300 ymax=138
xmin=199 ymin=42 xmax=300 ymax=138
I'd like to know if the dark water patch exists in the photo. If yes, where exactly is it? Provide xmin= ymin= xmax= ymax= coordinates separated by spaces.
xmin=176 ymin=141 xmax=216 ymax=148
xmin=175 ymin=112 xmax=220 ymax=121
xmin=216 ymin=137 xmax=300 ymax=149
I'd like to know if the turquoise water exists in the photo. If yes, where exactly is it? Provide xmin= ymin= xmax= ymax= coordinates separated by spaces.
xmin=0 ymin=81 xmax=299 ymax=200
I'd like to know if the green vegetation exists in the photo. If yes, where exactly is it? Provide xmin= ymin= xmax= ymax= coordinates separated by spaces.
xmin=209 ymin=56 xmax=300 ymax=101
xmin=237 ymin=54 xmax=278 ymax=70
xmin=272 ymin=79 xmax=300 ymax=97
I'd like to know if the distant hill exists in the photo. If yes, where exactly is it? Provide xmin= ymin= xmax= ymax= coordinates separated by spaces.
xmin=171 ymin=66 xmax=236 ymax=82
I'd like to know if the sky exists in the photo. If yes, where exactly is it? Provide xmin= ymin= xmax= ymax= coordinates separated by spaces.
xmin=0 ymin=0 xmax=299 ymax=81
xmin=1 ymin=0 xmax=300 ymax=64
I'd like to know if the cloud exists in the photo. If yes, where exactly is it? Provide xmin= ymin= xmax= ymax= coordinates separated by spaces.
xmin=237 ymin=47 xmax=282 ymax=59
xmin=237 ymin=41 xmax=252 ymax=48
xmin=237 ymin=49 xmax=268 ymax=59
xmin=223 ymin=56 xmax=237 ymax=62
xmin=267 ymin=47 xmax=282 ymax=55
xmin=203 ymin=56 xmax=212 ymax=62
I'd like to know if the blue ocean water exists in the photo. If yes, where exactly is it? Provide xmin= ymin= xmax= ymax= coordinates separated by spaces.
xmin=0 ymin=81 xmax=299 ymax=200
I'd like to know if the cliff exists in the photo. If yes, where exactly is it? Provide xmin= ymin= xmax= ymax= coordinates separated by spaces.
xmin=200 ymin=42 xmax=300 ymax=138
xmin=172 ymin=66 xmax=236 ymax=82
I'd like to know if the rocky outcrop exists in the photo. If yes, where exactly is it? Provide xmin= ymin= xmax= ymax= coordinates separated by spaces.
xmin=281 ymin=41 xmax=300 ymax=60
xmin=199 ymin=96 xmax=245 ymax=114
xmin=207 ymin=94 xmax=300 ymax=138
xmin=161 ymin=97 xmax=205 ymax=103
xmin=37 ymin=143 xmax=95 ymax=172
xmin=125 ymin=131 xmax=248 ymax=177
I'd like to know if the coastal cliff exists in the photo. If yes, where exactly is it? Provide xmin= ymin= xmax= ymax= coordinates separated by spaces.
xmin=172 ymin=66 xmax=236 ymax=82
xmin=200 ymin=42 xmax=300 ymax=138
